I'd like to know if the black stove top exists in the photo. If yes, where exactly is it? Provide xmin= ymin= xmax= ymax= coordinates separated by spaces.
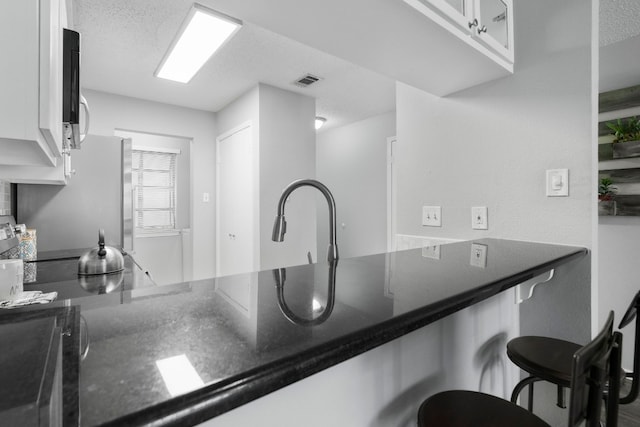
xmin=24 ymin=257 xmax=81 ymax=285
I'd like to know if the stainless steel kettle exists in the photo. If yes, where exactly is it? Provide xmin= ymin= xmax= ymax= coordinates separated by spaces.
xmin=78 ymin=229 xmax=124 ymax=275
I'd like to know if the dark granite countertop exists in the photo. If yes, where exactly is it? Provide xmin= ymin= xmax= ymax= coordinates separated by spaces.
xmin=1 ymin=238 xmax=587 ymax=426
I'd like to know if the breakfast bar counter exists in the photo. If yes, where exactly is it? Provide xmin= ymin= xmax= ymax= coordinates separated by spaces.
xmin=0 ymin=238 xmax=588 ymax=426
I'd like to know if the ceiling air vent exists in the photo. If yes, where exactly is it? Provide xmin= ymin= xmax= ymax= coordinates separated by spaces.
xmin=293 ymin=74 xmax=322 ymax=88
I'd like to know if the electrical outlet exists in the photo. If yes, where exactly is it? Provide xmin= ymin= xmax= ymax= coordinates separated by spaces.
xmin=422 ymin=206 xmax=442 ymax=227
xmin=471 ymin=206 xmax=488 ymax=230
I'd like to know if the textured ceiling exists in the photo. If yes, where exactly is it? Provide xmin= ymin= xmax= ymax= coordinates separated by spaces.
xmin=599 ymin=0 xmax=640 ymax=91
xmin=74 ymin=0 xmax=638 ymax=121
xmin=600 ymin=0 xmax=640 ymax=46
xmin=72 ymin=0 xmax=395 ymax=131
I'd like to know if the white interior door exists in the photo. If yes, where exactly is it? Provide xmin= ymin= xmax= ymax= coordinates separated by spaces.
xmin=216 ymin=123 xmax=255 ymax=277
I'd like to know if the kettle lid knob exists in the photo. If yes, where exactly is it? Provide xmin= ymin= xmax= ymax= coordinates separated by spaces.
xmin=98 ymin=229 xmax=106 ymax=257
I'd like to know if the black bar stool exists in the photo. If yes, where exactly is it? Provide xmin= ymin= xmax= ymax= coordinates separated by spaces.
xmin=417 ymin=312 xmax=621 ymax=427
xmin=507 ymin=290 xmax=640 ymax=410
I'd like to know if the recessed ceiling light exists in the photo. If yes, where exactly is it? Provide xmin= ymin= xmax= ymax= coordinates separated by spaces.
xmin=315 ymin=117 xmax=327 ymax=130
xmin=155 ymin=4 xmax=242 ymax=83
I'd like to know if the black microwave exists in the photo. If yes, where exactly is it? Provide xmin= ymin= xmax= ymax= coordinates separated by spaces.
xmin=62 ymin=28 xmax=85 ymax=149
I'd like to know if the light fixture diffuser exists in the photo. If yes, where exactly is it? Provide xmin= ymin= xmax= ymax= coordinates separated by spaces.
xmin=155 ymin=4 xmax=242 ymax=83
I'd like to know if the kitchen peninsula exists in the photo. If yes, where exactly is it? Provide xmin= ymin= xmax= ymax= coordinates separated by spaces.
xmin=0 ymin=238 xmax=587 ymax=426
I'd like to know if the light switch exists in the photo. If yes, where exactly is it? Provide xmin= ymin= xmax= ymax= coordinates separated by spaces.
xmin=422 ymin=206 xmax=442 ymax=227
xmin=203 ymin=192 xmax=210 ymax=203
xmin=546 ymin=169 xmax=569 ymax=197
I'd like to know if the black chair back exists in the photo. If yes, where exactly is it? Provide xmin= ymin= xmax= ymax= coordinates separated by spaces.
xmin=568 ymin=311 xmax=621 ymax=427
xmin=619 ymin=290 xmax=640 ymax=404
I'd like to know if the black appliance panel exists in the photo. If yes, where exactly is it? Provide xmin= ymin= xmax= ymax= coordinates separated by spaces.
xmin=62 ymin=29 xmax=80 ymax=124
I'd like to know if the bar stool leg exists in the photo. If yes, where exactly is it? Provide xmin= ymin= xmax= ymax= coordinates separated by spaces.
xmin=556 ymin=385 xmax=566 ymax=408
xmin=511 ymin=376 xmax=541 ymax=411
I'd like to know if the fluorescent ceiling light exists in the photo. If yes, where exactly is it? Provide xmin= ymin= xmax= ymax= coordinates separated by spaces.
xmin=155 ymin=4 xmax=242 ymax=83
xmin=156 ymin=354 xmax=205 ymax=396
xmin=315 ymin=117 xmax=327 ymax=130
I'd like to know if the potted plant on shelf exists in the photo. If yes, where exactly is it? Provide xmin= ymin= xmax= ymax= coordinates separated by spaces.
xmin=606 ymin=116 xmax=640 ymax=158
xmin=598 ymin=177 xmax=617 ymax=215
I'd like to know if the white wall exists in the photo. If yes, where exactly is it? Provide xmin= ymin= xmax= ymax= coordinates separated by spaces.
xmin=396 ymin=0 xmax=593 ymax=304
xmin=78 ymin=90 xmax=217 ymax=280
xmin=215 ymin=86 xmax=260 ymax=147
xmin=395 ymin=0 xmax=595 ymax=424
xmin=316 ymin=111 xmax=396 ymax=259
xmin=396 ymin=57 xmax=593 ymax=245
xmin=259 ymin=84 xmax=317 ymax=269
xmin=600 ymin=33 xmax=640 ymax=92
xmin=17 ymin=134 xmax=123 ymax=251
xmin=215 ymin=84 xmax=317 ymax=271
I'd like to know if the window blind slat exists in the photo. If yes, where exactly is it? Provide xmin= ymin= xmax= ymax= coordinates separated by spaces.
xmin=132 ymin=149 xmax=177 ymax=230
xmin=142 ymin=170 xmax=172 ymax=187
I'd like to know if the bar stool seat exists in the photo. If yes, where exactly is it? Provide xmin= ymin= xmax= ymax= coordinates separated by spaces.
xmin=417 ymin=312 xmax=621 ymax=427
xmin=418 ymin=390 xmax=550 ymax=427
xmin=507 ymin=290 xmax=640 ymax=410
xmin=506 ymin=336 xmax=581 ymax=409
xmin=507 ymin=336 xmax=580 ymax=386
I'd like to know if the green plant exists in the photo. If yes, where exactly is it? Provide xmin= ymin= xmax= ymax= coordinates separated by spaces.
xmin=606 ymin=116 xmax=640 ymax=143
xmin=599 ymin=177 xmax=617 ymax=201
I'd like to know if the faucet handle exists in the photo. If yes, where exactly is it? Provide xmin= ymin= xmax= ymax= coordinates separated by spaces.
xmin=272 ymin=215 xmax=287 ymax=242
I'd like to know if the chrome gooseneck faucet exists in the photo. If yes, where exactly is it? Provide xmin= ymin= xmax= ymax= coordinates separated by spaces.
xmin=272 ymin=179 xmax=338 ymax=263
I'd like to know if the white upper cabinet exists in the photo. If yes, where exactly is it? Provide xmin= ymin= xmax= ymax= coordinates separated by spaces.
xmin=0 ymin=0 xmax=69 ymax=183
xmin=404 ymin=0 xmax=514 ymax=70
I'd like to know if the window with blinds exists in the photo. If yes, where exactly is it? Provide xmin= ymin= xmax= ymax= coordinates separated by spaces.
xmin=132 ymin=148 xmax=177 ymax=231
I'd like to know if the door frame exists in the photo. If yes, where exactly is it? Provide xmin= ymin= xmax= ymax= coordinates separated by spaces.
xmin=387 ymin=136 xmax=397 ymax=252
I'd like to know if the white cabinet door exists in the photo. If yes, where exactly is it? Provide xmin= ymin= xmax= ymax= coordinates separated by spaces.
xmin=0 ymin=0 xmax=67 ymax=183
xmin=473 ymin=0 xmax=514 ymax=63
xmin=39 ymin=0 xmax=64 ymax=159
xmin=404 ymin=0 xmax=474 ymax=33
xmin=422 ymin=0 xmax=474 ymax=31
